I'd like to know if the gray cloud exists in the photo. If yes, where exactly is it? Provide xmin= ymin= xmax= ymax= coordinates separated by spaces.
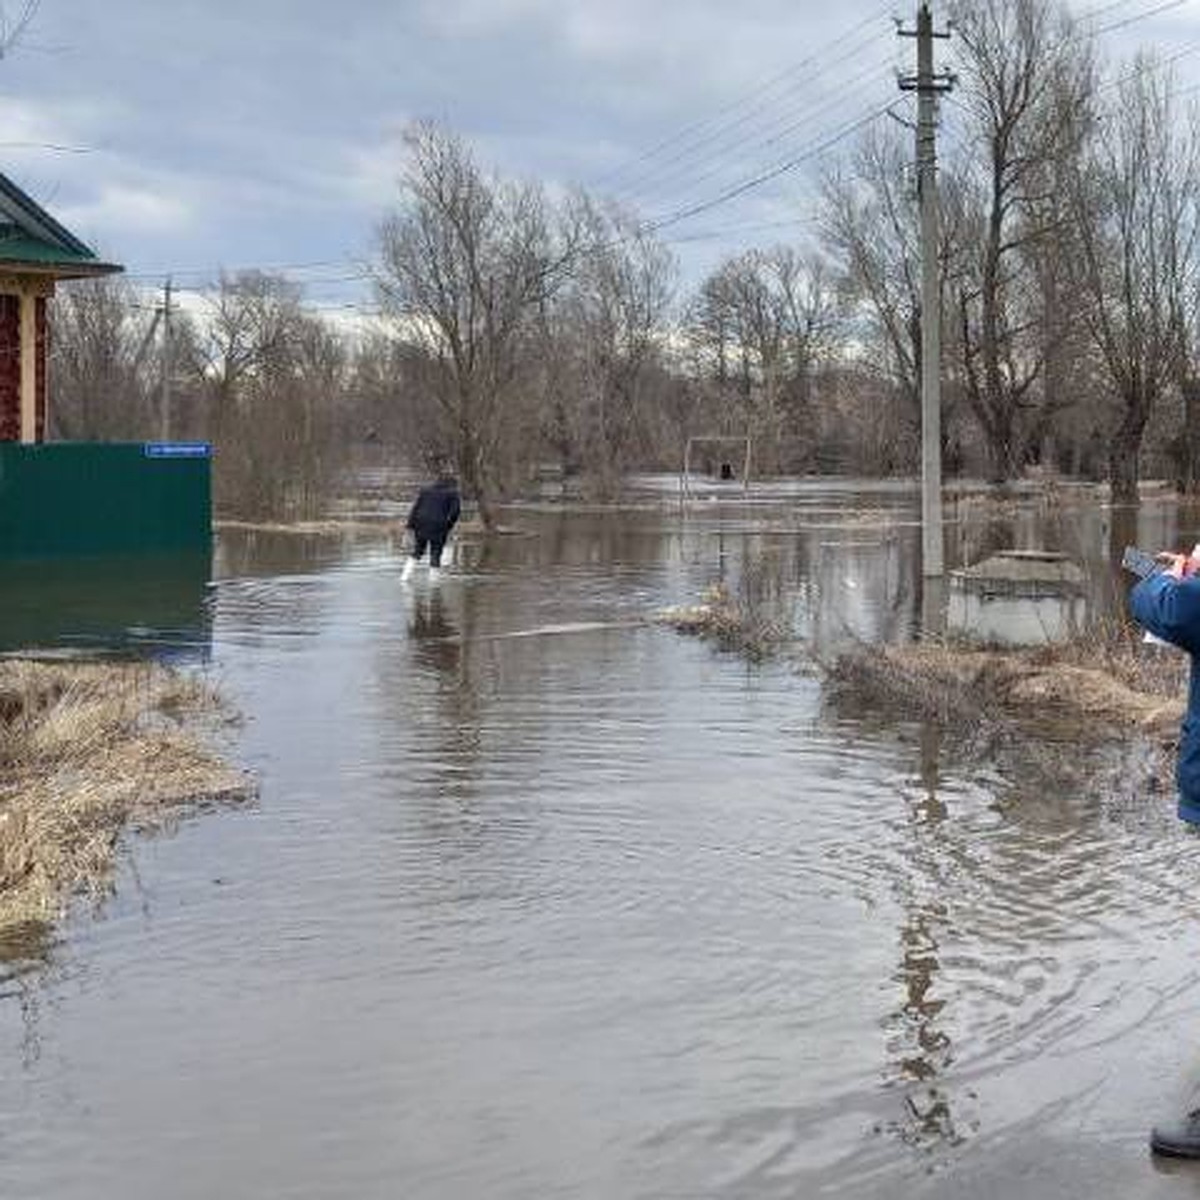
xmin=0 ymin=0 xmax=1191 ymax=304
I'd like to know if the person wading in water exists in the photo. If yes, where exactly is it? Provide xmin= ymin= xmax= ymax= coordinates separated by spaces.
xmin=401 ymin=468 xmax=461 ymax=582
xmin=1130 ymin=544 xmax=1200 ymax=1157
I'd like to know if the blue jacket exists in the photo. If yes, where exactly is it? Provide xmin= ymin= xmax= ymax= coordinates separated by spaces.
xmin=1130 ymin=572 xmax=1200 ymax=824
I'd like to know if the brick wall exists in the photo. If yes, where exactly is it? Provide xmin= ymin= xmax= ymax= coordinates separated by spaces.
xmin=0 ymin=295 xmax=18 ymax=441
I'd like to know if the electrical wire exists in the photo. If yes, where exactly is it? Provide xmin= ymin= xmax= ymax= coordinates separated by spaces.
xmin=608 ymin=25 xmax=895 ymax=205
xmin=1095 ymin=0 xmax=1192 ymax=34
xmin=123 ymin=93 xmax=890 ymax=309
xmin=592 ymin=1 xmax=895 ymax=192
xmin=604 ymin=0 xmax=1193 ymax=247
xmin=93 ymin=0 xmax=1200 ymax=311
xmin=638 ymin=99 xmax=894 ymax=238
xmin=1077 ymin=0 xmax=1156 ymax=21
xmin=121 ymin=259 xmax=363 ymax=283
xmin=615 ymin=50 xmax=899 ymax=211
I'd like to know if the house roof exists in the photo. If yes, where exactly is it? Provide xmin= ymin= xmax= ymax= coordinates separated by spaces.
xmin=0 ymin=172 xmax=122 ymax=279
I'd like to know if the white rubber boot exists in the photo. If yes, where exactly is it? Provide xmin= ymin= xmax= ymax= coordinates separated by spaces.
xmin=401 ymin=556 xmax=415 ymax=583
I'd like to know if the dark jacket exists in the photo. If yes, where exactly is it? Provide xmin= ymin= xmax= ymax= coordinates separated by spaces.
xmin=1131 ymin=571 xmax=1200 ymax=824
xmin=406 ymin=477 xmax=461 ymax=538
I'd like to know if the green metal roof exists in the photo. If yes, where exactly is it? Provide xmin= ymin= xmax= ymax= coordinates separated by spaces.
xmin=0 ymin=227 xmax=112 ymax=270
xmin=0 ymin=173 xmax=122 ymax=278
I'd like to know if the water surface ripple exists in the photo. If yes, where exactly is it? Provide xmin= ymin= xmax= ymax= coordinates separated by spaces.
xmin=1 ymin=497 xmax=1200 ymax=1198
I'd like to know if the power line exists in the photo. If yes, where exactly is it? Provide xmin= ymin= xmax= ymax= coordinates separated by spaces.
xmin=112 ymin=0 xmax=1198 ymax=320
xmin=1077 ymin=0 xmax=1154 ymax=20
xmin=121 ymin=258 xmax=363 ymax=283
xmin=1095 ymin=0 xmax=1192 ymax=33
xmin=592 ymin=1 xmax=895 ymax=193
xmin=615 ymin=51 xmax=899 ymax=211
xmin=608 ymin=25 xmax=895 ymax=206
xmin=657 ymin=211 xmax=823 ymax=245
xmin=638 ymin=99 xmax=894 ymax=238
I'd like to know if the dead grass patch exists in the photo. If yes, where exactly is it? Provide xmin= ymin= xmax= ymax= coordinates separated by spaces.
xmin=823 ymin=634 xmax=1185 ymax=737
xmin=0 ymin=659 xmax=251 ymax=936
xmin=821 ymin=630 xmax=1189 ymax=801
xmin=653 ymin=582 xmax=786 ymax=661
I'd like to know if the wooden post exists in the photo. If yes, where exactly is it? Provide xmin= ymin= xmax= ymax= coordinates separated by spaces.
xmin=19 ymin=287 xmax=36 ymax=443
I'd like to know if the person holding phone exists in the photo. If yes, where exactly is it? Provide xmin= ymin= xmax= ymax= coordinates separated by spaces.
xmin=1130 ymin=543 xmax=1200 ymax=1156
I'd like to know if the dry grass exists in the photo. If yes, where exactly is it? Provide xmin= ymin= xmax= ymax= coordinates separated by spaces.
xmin=823 ymin=626 xmax=1187 ymax=738
xmin=820 ymin=628 xmax=1191 ymax=801
xmin=653 ymin=581 xmax=787 ymax=661
xmin=1024 ymin=618 xmax=1189 ymax=700
xmin=0 ymin=659 xmax=251 ymax=936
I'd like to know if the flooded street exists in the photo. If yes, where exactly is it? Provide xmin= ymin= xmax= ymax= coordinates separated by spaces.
xmin=5 ymin=482 xmax=1200 ymax=1197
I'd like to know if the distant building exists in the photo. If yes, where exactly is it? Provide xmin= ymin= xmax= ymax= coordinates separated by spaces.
xmin=0 ymin=175 xmax=208 ymax=565
xmin=0 ymin=172 xmax=121 ymax=442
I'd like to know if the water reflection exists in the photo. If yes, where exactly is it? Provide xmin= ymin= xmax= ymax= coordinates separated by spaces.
xmin=664 ymin=483 xmax=1185 ymax=648
xmin=406 ymin=586 xmax=459 ymax=674
xmin=887 ymin=724 xmax=959 ymax=1149
xmin=0 ymin=553 xmax=212 ymax=661
xmin=6 ymin=486 xmax=1200 ymax=1199
xmin=214 ymin=527 xmax=376 ymax=578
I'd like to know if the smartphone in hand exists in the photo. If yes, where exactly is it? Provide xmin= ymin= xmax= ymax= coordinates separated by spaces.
xmin=1122 ymin=546 xmax=1163 ymax=579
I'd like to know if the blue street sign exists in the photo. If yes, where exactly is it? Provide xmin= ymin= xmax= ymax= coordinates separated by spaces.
xmin=143 ymin=442 xmax=211 ymax=458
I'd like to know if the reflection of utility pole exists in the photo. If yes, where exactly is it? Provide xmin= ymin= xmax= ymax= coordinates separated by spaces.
xmin=889 ymin=721 xmax=955 ymax=1147
xmin=159 ymin=276 xmax=172 ymax=442
xmin=900 ymin=5 xmax=953 ymax=579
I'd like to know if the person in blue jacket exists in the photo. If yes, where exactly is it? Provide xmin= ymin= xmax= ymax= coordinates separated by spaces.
xmin=401 ymin=470 xmax=461 ymax=582
xmin=1130 ymin=548 xmax=1200 ymax=1157
xmin=1130 ymin=550 xmax=1200 ymax=826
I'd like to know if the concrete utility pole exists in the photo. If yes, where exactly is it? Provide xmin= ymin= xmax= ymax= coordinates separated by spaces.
xmin=159 ymin=276 xmax=172 ymax=442
xmin=900 ymin=4 xmax=953 ymax=578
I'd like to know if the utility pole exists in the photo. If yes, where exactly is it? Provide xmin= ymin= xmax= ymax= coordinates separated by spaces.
xmin=900 ymin=4 xmax=953 ymax=578
xmin=159 ymin=276 xmax=172 ymax=442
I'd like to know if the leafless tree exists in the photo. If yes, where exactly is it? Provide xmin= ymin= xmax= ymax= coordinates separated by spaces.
xmin=346 ymin=331 xmax=420 ymax=448
xmin=1171 ymin=271 xmax=1200 ymax=493
xmin=948 ymin=0 xmax=1095 ymax=481
xmin=769 ymin=246 xmax=843 ymax=436
xmin=375 ymin=120 xmax=578 ymax=527
xmin=822 ymin=126 xmax=923 ymax=427
xmin=1071 ymin=56 xmax=1200 ymax=502
xmin=195 ymin=271 xmax=348 ymax=518
xmin=687 ymin=245 xmax=841 ymax=472
xmin=552 ymin=195 xmax=675 ymax=495
xmin=49 ymin=276 xmax=156 ymax=439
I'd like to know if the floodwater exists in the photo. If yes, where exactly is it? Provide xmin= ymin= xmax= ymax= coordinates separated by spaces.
xmin=5 ymin=479 xmax=1200 ymax=1197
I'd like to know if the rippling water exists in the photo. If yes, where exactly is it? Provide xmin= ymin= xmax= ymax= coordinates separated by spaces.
xmin=4 ymin=484 xmax=1200 ymax=1197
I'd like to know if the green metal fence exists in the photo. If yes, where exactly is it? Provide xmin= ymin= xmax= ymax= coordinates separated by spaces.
xmin=0 ymin=442 xmax=211 ymax=559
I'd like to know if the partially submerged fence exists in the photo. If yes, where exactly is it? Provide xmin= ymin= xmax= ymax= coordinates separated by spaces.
xmin=0 ymin=441 xmax=211 ymax=559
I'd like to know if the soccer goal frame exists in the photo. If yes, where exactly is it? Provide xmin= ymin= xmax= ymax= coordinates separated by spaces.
xmin=681 ymin=435 xmax=752 ymax=500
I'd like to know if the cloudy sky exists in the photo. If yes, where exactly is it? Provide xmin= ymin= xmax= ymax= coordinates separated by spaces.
xmin=0 ymin=0 xmax=1195 ymax=316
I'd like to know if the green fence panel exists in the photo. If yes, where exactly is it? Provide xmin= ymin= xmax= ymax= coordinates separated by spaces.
xmin=0 ymin=442 xmax=211 ymax=559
